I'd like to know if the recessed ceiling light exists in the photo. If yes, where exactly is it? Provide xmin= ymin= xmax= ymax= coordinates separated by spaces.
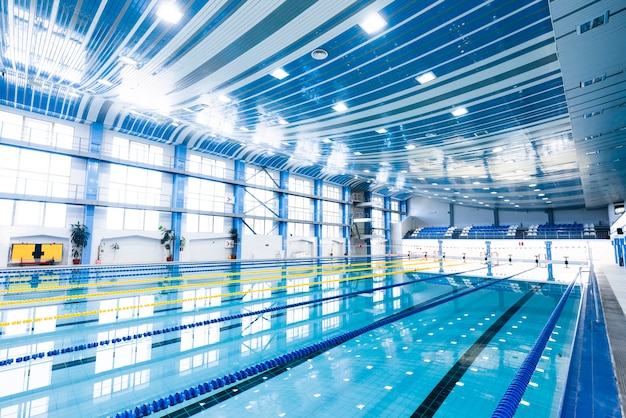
xmin=451 ymin=107 xmax=468 ymax=117
xmin=538 ymin=193 xmax=545 ymax=197
xmin=363 ymin=169 xmax=370 ymax=173
xmin=278 ymin=118 xmax=289 ymax=125
xmin=354 ymin=151 xmax=362 ymax=155
xmin=311 ymin=49 xmax=328 ymax=60
xmin=472 ymin=181 xmax=480 ymax=185
xmin=492 ymin=146 xmax=503 ymax=153
xmin=359 ymin=13 xmax=387 ymax=34
xmin=416 ymin=71 xmax=436 ymax=84
xmin=332 ymin=102 xmax=348 ymax=112
xmin=119 ymin=56 xmax=138 ymax=66
xmin=271 ymin=68 xmax=289 ymax=80
xmin=322 ymin=138 xmax=332 ymax=143
xmin=405 ymin=144 xmax=415 ymax=150
xmin=157 ymin=2 xmax=183 ymax=24
xmin=376 ymin=128 xmax=388 ymax=134
xmin=219 ymin=95 xmax=231 ymax=103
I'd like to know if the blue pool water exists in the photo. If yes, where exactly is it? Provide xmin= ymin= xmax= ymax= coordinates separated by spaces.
xmin=0 ymin=259 xmax=582 ymax=417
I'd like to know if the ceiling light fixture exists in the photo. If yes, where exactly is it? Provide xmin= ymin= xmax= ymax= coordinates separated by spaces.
xmin=332 ymin=102 xmax=348 ymax=112
xmin=359 ymin=13 xmax=387 ymax=34
xmin=119 ymin=56 xmax=138 ymax=66
xmin=157 ymin=2 xmax=183 ymax=24
xmin=271 ymin=68 xmax=289 ymax=80
xmin=451 ymin=107 xmax=468 ymax=117
xmin=405 ymin=144 xmax=415 ymax=150
xmin=416 ymin=71 xmax=436 ymax=84
xmin=376 ymin=128 xmax=388 ymax=134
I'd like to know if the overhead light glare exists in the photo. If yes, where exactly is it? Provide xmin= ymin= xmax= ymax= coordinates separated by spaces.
xmin=271 ymin=68 xmax=289 ymax=80
xmin=119 ymin=56 xmax=138 ymax=66
xmin=218 ymin=95 xmax=232 ymax=103
xmin=416 ymin=71 xmax=437 ymax=84
xmin=354 ymin=151 xmax=362 ymax=155
xmin=359 ymin=13 xmax=387 ymax=34
xmin=97 ymin=79 xmax=112 ymax=86
xmin=405 ymin=144 xmax=416 ymax=150
xmin=492 ymin=146 xmax=503 ymax=153
xmin=322 ymin=138 xmax=332 ymax=143
xmin=157 ymin=2 xmax=183 ymax=24
xmin=376 ymin=128 xmax=388 ymax=134
xmin=451 ymin=107 xmax=468 ymax=117
xmin=278 ymin=118 xmax=289 ymax=125
xmin=332 ymin=102 xmax=348 ymax=112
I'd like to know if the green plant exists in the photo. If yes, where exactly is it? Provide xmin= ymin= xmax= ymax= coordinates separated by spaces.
xmin=159 ymin=225 xmax=175 ymax=259
xmin=70 ymin=221 xmax=91 ymax=261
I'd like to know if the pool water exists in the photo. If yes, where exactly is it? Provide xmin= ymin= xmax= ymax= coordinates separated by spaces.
xmin=0 ymin=260 xmax=582 ymax=418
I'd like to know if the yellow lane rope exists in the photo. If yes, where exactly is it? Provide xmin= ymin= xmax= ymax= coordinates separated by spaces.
xmin=0 ymin=261 xmax=473 ymax=327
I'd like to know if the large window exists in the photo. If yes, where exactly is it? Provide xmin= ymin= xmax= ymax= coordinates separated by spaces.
xmin=288 ymin=176 xmax=313 ymax=195
xmin=0 ymin=111 xmax=75 ymax=149
xmin=322 ymin=184 xmax=341 ymax=200
xmin=185 ymin=213 xmax=224 ymax=233
xmin=105 ymin=207 xmax=160 ymax=230
xmin=0 ymin=146 xmax=71 ymax=198
xmin=111 ymin=136 xmax=163 ymax=166
xmin=186 ymin=177 xmax=226 ymax=212
xmin=187 ymin=154 xmax=227 ymax=179
xmin=244 ymin=187 xmax=278 ymax=235
xmin=245 ymin=167 xmax=278 ymax=188
xmin=288 ymin=195 xmax=312 ymax=222
xmin=106 ymin=163 xmax=164 ymax=206
xmin=323 ymin=201 xmax=341 ymax=224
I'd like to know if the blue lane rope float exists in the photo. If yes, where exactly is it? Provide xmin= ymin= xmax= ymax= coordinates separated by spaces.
xmin=0 ymin=265 xmax=490 ymax=368
xmin=109 ymin=267 xmax=536 ymax=418
xmin=491 ymin=272 xmax=580 ymax=418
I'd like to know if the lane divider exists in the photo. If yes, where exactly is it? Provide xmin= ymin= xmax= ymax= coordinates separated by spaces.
xmin=109 ymin=266 xmax=536 ymax=418
xmin=0 ymin=261 xmax=474 ymax=325
xmin=0 ymin=265 xmax=488 ymax=368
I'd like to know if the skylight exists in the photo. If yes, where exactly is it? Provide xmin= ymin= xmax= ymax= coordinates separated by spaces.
xmin=416 ymin=71 xmax=436 ymax=84
xmin=271 ymin=68 xmax=289 ymax=80
xmin=360 ymin=13 xmax=387 ymax=34
xmin=157 ymin=2 xmax=183 ymax=24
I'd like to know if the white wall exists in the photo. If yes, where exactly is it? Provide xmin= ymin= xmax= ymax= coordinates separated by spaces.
xmin=554 ymin=208 xmax=608 ymax=226
xmin=406 ymin=197 xmax=450 ymax=226
xmin=498 ymin=210 xmax=547 ymax=227
xmin=454 ymin=205 xmax=494 ymax=227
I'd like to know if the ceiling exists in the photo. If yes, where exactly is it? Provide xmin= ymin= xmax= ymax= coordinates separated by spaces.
xmin=0 ymin=0 xmax=624 ymax=210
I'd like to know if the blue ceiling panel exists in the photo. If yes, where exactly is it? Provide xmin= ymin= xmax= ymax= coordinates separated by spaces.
xmin=0 ymin=0 xmax=624 ymax=209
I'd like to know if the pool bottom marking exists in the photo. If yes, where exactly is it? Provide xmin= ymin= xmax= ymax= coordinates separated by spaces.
xmin=411 ymin=283 xmax=547 ymax=418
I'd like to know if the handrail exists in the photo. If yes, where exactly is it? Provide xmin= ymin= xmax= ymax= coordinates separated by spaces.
xmin=491 ymin=270 xmax=581 ymax=418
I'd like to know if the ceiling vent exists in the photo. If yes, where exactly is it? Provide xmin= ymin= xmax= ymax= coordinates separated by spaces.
xmin=580 ymin=73 xmax=605 ymax=88
xmin=577 ymin=11 xmax=609 ymax=35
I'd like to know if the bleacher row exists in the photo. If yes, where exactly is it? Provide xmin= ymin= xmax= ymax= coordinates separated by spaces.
xmin=405 ymin=223 xmax=602 ymax=239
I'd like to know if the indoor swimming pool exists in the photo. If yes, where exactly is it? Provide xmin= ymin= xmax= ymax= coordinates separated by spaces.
xmin=0 ymin=257 xmax=584 ymax=417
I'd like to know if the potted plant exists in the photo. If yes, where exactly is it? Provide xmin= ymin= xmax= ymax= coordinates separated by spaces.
xmin=228 ymin=227 xmax=239 ymax=259
xmin=179 ymin=236 xmax=186 ymax=252
xmin=159 ymin=225 xmax=175 ymax=261
xmin=96 ymin=240 xmax=105 ymax=264
xmin=70 ymin=221 xmax=90 ymax=264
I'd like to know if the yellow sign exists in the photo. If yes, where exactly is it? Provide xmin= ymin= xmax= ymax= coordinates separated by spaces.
xmin=10 ymin=243 xmax=63 ymax=265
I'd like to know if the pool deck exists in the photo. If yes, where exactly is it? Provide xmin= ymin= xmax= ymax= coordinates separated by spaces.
xmin=597 ymin=262 xmax=626 ymax=418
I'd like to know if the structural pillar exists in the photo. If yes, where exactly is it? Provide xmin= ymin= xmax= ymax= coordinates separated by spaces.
xmin=486 ymin=240 xmax=492 ymax=276
xmin=545 ymin=241 xmax=553 ymax=281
